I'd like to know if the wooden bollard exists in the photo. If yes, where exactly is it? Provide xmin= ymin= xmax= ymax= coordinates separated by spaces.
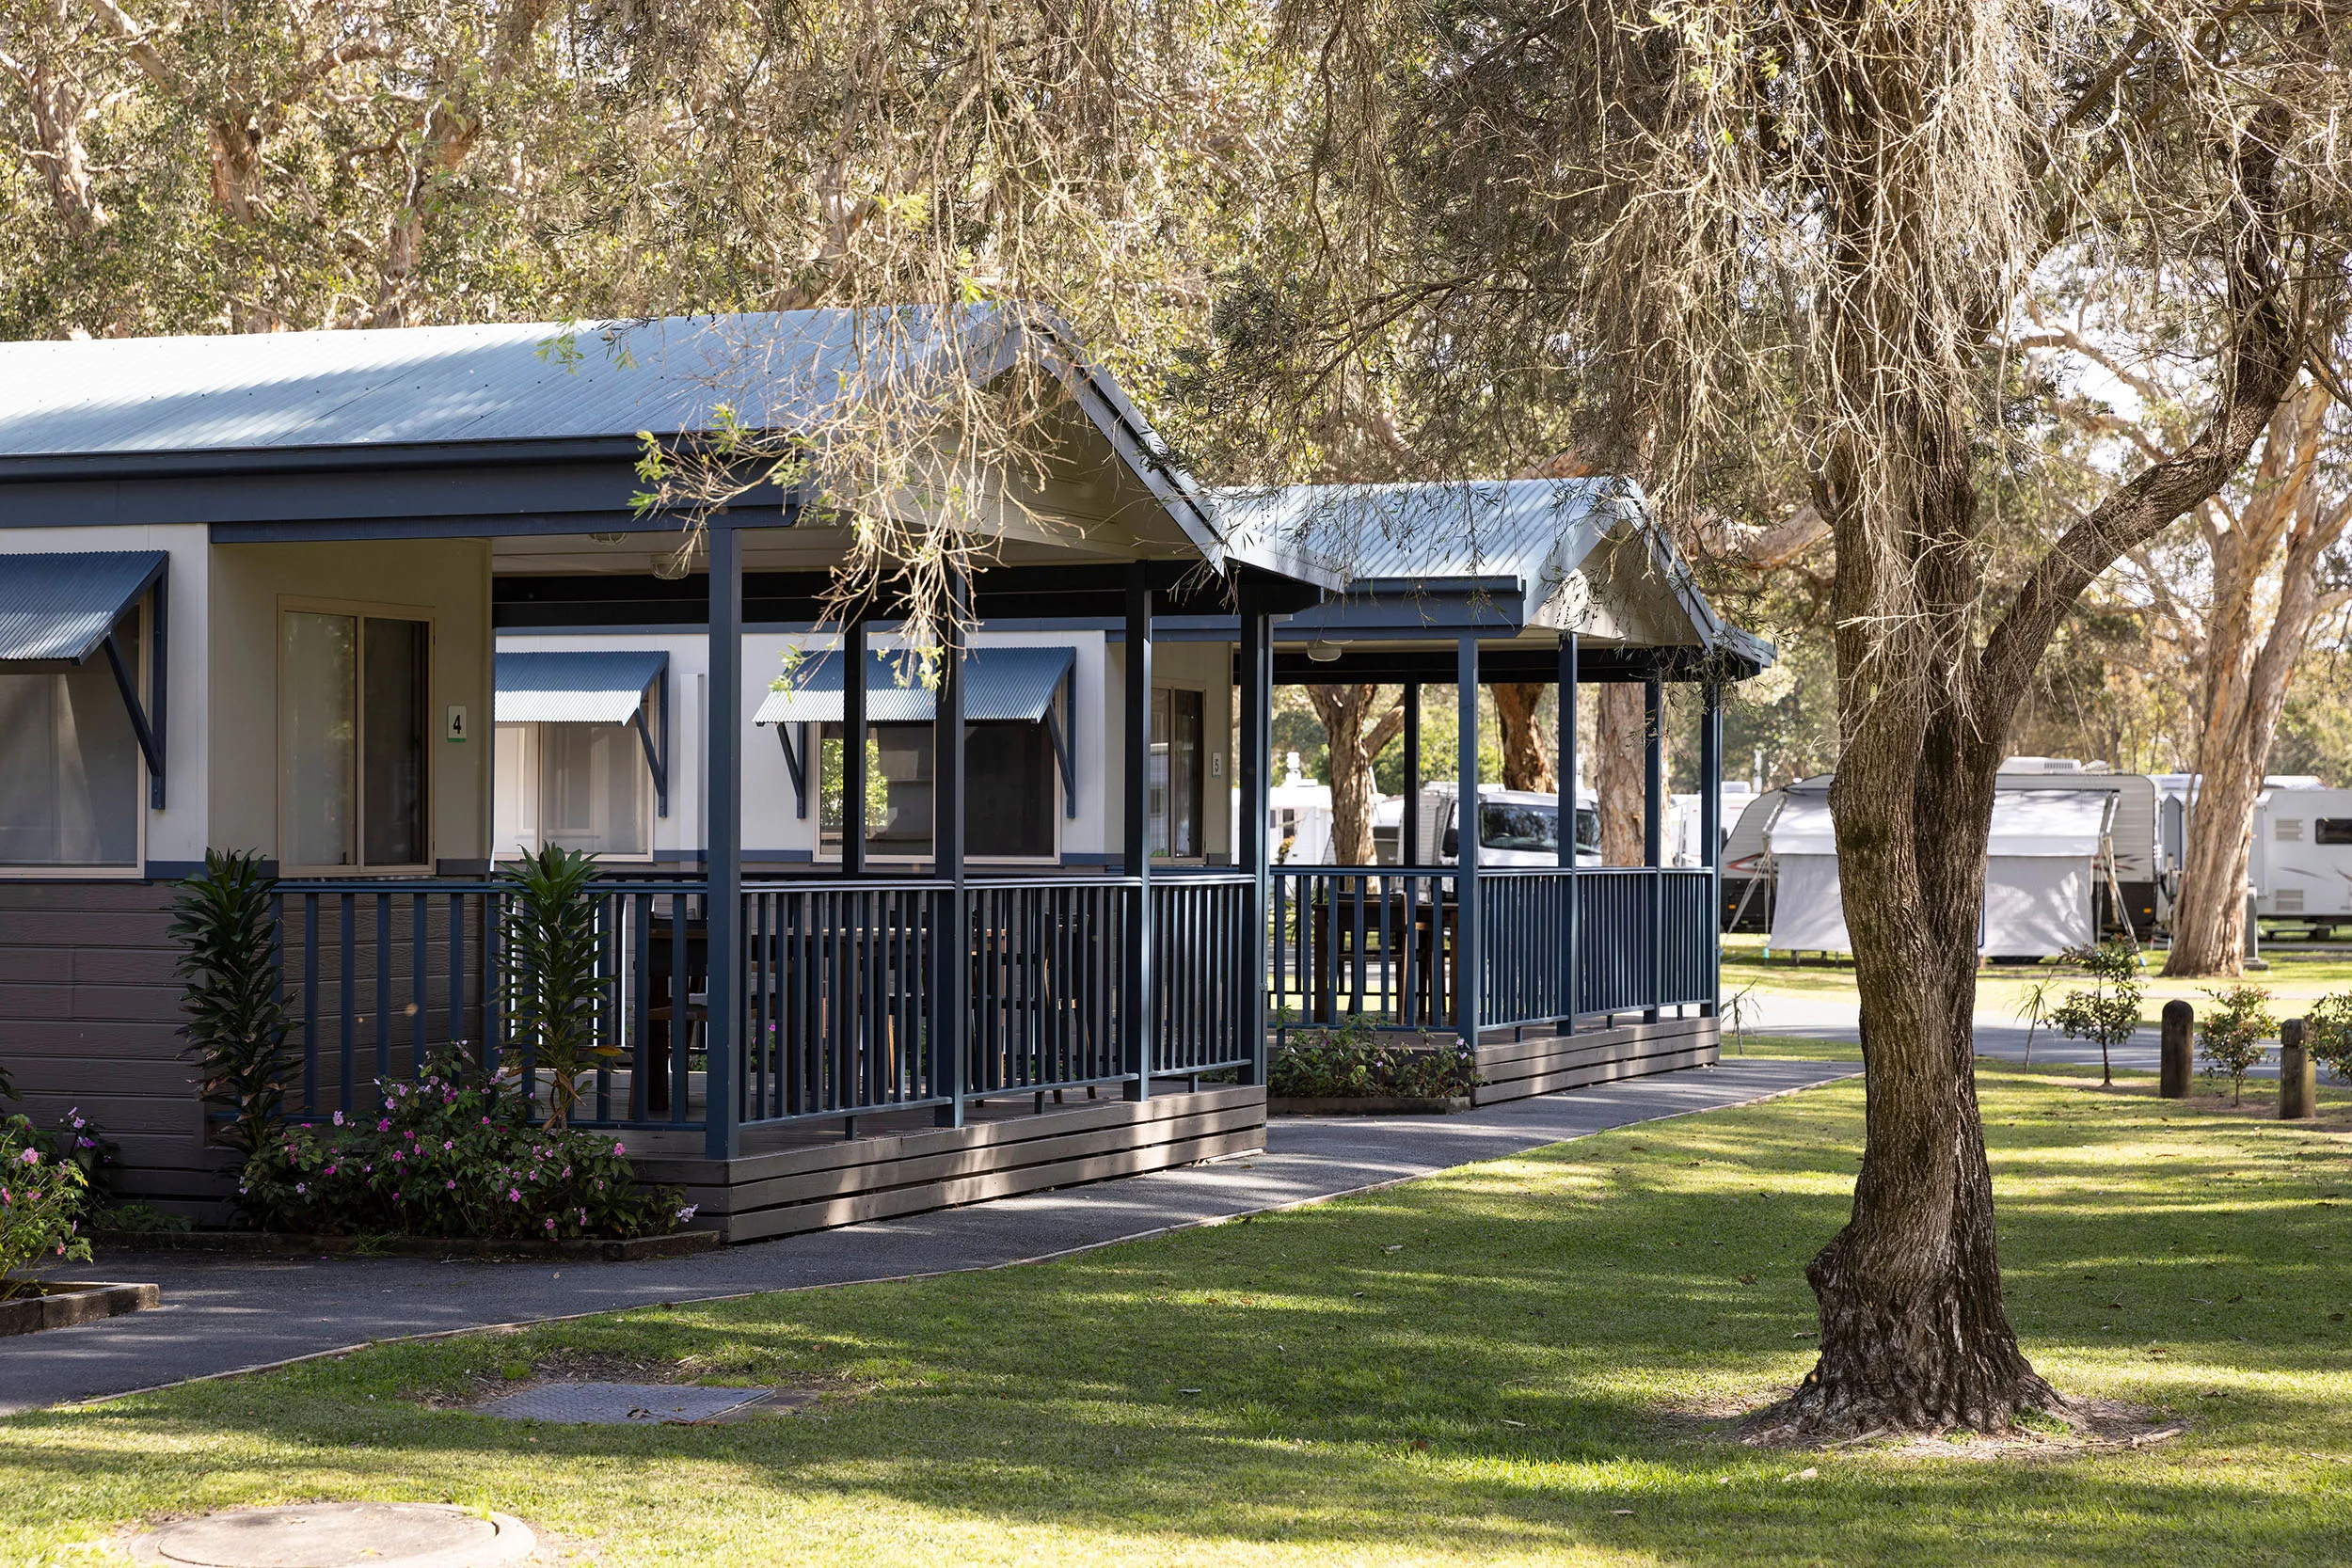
xmin=2280 ymin=1017 xmax=2317 ymax=1120
xmin=2160 ymin=999 xmax=2194 ymax=1100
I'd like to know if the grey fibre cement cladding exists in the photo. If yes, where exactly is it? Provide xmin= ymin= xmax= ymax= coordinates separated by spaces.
xmin=2 ymin=1057 xmax=1851 ymax=1414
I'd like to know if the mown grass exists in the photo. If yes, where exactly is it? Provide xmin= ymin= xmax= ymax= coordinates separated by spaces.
xmin=6 ymin=1067 xmax=2352 ymax=1566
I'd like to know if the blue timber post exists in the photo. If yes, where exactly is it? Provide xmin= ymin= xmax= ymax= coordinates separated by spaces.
xmin=1237 ymin=574 xmax=1273 ymax=1085
xmin=1558 ymin=632 xmax=1579 ymax=1031
xmin=1700 ymin=675 xmax=1724 ymax=1020
xmin=842 ymin=612 xmax=868 ymax=876
xmin=1644 ymin=666 xmax=1664 ymax=1024
xmin=705 ymin=518 xmax=743 ymax=1162
xmin=1402 ymin=683 xmax=1422 ymax=866
xmin=934 ymin=561 xmax=969 ymax=1126
xmin=1455 ymin=636 xmax=1481 ymax=1046
xmin=1123 ymin=566 xmax=1155 ymax=1101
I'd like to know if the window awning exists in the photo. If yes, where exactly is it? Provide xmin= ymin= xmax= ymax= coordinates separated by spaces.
xmin=0 ymin=550 xmax=168 ymax=808
xmin=754 ymin=646 xmax=1076 ymax=724
xmin=495 ymin=649 xmax=667 ymax=724
xmin=494 ymin=649 xmax=670 ymax=818
xmin=0 ymin=550 xmax=167 ymax=665
xmin=757 ymin=645 xmax=1078 ymax=822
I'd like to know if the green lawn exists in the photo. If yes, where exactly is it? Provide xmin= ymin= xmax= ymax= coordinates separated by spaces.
xmin=7 ymin=1066 xmax=2352 ymax=1566
xmin=1723 ymin=933 xmax=2352 ymax=1027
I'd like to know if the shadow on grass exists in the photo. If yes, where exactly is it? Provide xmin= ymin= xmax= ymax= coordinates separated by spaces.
xmin=8 ymin=1069 xmax=2352 ymax=1566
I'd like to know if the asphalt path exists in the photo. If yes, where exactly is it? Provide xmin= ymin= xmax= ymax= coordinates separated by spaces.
xmin=2 ymin=1057 xmax=1851 ymax=1415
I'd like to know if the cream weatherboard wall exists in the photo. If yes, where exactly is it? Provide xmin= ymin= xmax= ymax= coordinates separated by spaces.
xmin=208 ymin=540 xmax=495 ymax=872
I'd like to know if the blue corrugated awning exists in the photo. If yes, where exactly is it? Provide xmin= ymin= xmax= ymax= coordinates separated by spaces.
xmin=754 ymin=646 xmax=1075 ymax=725
xmin=0 ymin=550 xmax=167 ymax=664
xmin=496 ymin=650 xmax=667 ymax=724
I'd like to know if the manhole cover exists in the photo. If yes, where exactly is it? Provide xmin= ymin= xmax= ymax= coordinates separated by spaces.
xmin=134 ymin=1502 xmax=532 ymax=1568
xmin=478 ymin=1381 xmax=784 ymax=1425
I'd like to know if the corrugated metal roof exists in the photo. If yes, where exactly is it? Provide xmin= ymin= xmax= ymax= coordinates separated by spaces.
xmin=0 ymin=310 xmax=1018 ymax=457
xmin=0 ymin=550 xmax=166 ymax=662
xmin=1214 ymin=478 xmax=1772 ymax=665
xmin=495 ymin=649 xmax=665 ymax=724
xmin=755 ymin=646 xmax=1074 ymax=725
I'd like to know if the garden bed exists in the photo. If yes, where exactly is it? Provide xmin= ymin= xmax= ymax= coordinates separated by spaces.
xmin=87 ymin=1228 xmax=720 ymax=1262
xmin=0 ymin=1280 xmax=159 ymax=1337
xmin=1269 ymin=1095 xmax=1474 ymax=1116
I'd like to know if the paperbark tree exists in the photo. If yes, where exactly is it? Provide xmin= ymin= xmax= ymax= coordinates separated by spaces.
xmin=1306 ymin=684 xmax=1404 ymax=865
xmin=1248 ymin=0 xmax=2347 ymax=1435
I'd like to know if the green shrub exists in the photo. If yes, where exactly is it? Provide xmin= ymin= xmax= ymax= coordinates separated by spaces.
xmin=2200 ymin=984 xmax=2277 ymax=1106
xmin=2303 ymin=992 xmax=2352 ymax=1083
xmin=1271 ymin=1021 xmax=1480 ymax=1100
xmin=0 ymin=1120 xmax=92 ymax=1296
xmin=170 ymin=849 xmax=296 ymax=1158
xmin=2051 ymin=939 xmax=2143 ymax=1087
xmin=4 ymin=1108 xmax=119 ymax=1208
xmin=238 ymin=1053 xmax=691 ymax=1242
xmin=501 ymin=844 xmax=620 ymax=1131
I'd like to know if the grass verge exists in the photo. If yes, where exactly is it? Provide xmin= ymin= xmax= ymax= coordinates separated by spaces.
xmin=6 ymin=1068 xmax=2352 ymax=1566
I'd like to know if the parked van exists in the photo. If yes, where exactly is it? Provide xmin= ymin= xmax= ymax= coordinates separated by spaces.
xmin=1374 ymin=781 xmax=1600 ymax=866
xmin=2251 ymin=785 xmax=2352 ymax=933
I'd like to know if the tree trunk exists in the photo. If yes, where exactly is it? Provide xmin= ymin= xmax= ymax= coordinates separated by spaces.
xmin=1306 ymin=684 xmax=1403 ymax=865
xmin=1492 ymin=682 xmax=1556 ymax=792
xmin=1594 ymin=682 xmax=1645 ymax=864
xmin=2166 ymin=386 xmax=2352 ymax=975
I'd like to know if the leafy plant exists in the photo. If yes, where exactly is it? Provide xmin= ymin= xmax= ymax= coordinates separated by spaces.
xmin=2050 ymin=940 xmax=2143 ymax=1087
xmin=1271 ymin=1020 xmax=1481 ymax=1100
xmin=2302 ymin=991 xmax=2352 ymax=1084
xmin=169 ymin=849 xmax=295 ymax=1158
xmin=0 ymin=1121 xmax=92 ymax=1295
xmin=2200 ymin=985 xmax=2278 ymax=1107
xmin=501 ymin=844 xmax=617 ymax=1131
xmin=6 ymin=1108 xmax=119 ymax=1208
xmin=238 ymin=1053 xmax=690 ymax=1241
xmin=1724 ymin=979 xmax=1760 ymax=1056
xmin=94 ymin=1201 xmax=193 ymax=1235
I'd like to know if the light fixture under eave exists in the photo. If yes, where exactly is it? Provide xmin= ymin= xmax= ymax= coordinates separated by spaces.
xmin=1306 ymin=641 xmax=1343 ymax=664
xmin=589 ymin=532 xmax=628 ymax=545
xmin=650 ymin=549 xmax=693 ymax=581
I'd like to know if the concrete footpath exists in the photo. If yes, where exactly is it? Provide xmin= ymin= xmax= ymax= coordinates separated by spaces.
xmin=1 ymin=1058 xmax=1850 ymax=1415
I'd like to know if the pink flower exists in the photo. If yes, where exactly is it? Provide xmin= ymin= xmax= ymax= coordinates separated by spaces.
xmin=447 ymin=1180 xmax=457 ymax=1189
xmin=18 ymin=1148 xmax=38 ymax=1165
xmin=612 ymin=1143 xmax=625 ymax=1156
xmin=332 ymin=1112 xmax=344 ymax=1126
xmin=508 ymin=1188 xmax=521 ymax=1202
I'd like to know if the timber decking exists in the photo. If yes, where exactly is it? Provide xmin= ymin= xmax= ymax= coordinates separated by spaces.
xmin=633 ymin=1085 xmax=1267 ymax=1243
xmin=1470 ymin=1016 xmax=1718 ymax=1106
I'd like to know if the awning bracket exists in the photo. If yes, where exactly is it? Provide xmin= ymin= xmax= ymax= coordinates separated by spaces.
xmin=1043 ymin=674 xmax=1076 ymax=818
xmin=778 ymin=722 xmax=809 ymax=819
xmin=101 ymin=627 xmax=167 ymax=807
xmin=628 ymin=706 xmax=669 ymax=817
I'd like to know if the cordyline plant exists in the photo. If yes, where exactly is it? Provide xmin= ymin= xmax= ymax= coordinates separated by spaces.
xmin=500 ymin=845 xmax=618 ymax=1132
xmin=2200 ymin=985 xmax=2279 ymax=1107
xmin=169 ymin=849 xmax=295 ymax=1159
xmin=2051 ymin=942 xmax=2144 ymax=1088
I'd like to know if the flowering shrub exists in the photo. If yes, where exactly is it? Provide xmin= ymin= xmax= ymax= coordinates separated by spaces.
xmin=8 ymin=1108 xmax=119 ymax=1207
xmin=1271 ymin=1022 xmax=1481 ymax=1100
xmin=238 ymin=1055 xmax=693 ymax=1242
xmin=1 ymin=1122 xmax=93 ymax=1294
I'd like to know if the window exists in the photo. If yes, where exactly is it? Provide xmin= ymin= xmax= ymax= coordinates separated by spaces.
xmin=819 ymin=721 xmax=1057 ymax=859
xmin=280 ymin=609 xmax=429 ymax=870
xmin=494 ymin=723 xmax=652 ymax=859
xmin=1479 ymin=800 xmax=1558 ymax=853
xmin=1150 ymin=687 xmax=1204 ymax=859
xmin=0 ymin=610 xmax=141 ymax=869
xmin=2317 ymin=819 xmax=2352 ymax=847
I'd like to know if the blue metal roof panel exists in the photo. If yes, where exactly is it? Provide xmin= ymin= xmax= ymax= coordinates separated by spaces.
xmin=0 ymin=550 xmax=167 ymax=662
xmin=754 ymin=645 xmax=1074 ymax=725
xmin=495 ymin=649 xmax=667 ymax=724
xmin=0 ymin=309 xmax=1017 ymax=457
xmin=1212 ymin=479 xmax=1619 ymax=594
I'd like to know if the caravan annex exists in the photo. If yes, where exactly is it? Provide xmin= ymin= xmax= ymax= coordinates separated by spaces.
xmin=1766 ymin=784 xmax=2117 ymax=957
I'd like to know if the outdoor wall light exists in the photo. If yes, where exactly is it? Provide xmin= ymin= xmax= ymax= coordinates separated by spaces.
xmin=1307 ymin=641 xmax=1343 ymax=663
